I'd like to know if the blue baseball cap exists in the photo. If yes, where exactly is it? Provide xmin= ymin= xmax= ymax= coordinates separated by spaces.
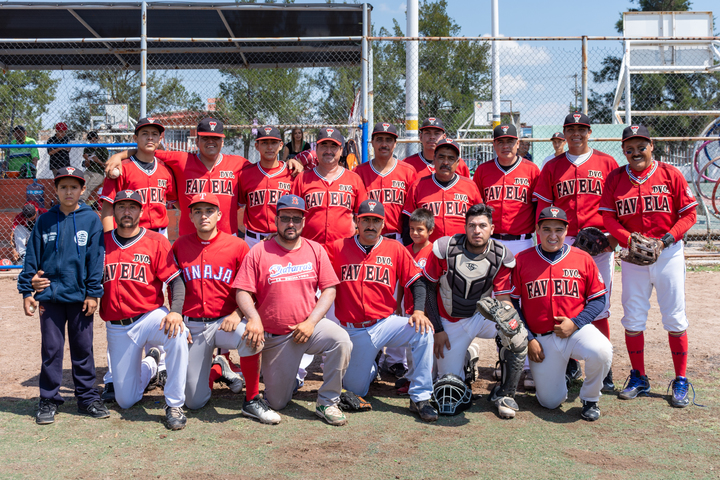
xmin=276 ymin=194 xmax=306 ymax=213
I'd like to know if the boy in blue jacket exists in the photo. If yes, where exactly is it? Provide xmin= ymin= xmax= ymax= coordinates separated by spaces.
xmin=18 ymin=166 xmax=109 ymax=425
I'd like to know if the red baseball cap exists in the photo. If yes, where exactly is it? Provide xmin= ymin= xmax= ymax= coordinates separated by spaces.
xmin=55 ymin=122 xmax=68 ymax=131
xmin=188 ymin=192 xmax=221 ymax=209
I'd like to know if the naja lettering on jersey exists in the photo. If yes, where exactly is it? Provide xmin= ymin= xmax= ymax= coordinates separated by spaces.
xmin=367 ymin=188 xmax=405 ymax=205
xmin=182 ymin=264 xmax=234 ymax=284
xmin=525 ymin=278 xmax=580 ymax=299
xmin=247 ymin=188 xmax=290 ymax=208
xmin=185 ymin=178 xmax=233 ymax=196
xmin=103 ymin=262 xmax=148 ymax=285
xmin=304 ymin=191 xmax=353 ymax=209
xmin=421 ymin=201 xmax=469 ymax=217
xmin=554 ymin=178 xmax=603 ymax=198
xmin=615 ymin=195 xmax=671 ymax=216
xmin=340 ymin=264 xmax=391 ymax=286
xmin=133 ymin=187 xmax=167 ymax=205
xmin=483 ymin=185 xmax=529 ymax=203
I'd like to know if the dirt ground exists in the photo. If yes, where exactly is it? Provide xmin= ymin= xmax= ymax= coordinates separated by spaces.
xmin=1 ymin=266 xmax=718 ymax=400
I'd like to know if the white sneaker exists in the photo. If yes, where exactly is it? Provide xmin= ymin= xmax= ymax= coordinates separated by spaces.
xmin=242 ymin=395 xmax=281 ymax=425
xmin=213 ymin=355 xmax=245 ymax=394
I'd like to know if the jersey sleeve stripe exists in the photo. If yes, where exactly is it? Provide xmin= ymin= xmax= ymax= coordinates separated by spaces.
xmin=404 ymin=272 xmax=422 ymax=288
xmin=510 ymin=293 xmax=521 ymax=299
xmin=493 ymin=288 xmax=514 ymax=295
xmin=422 ymin=268 xmax=438 ymax=283
xmin=401 ymin=209 xmax=413 ymax=216
xmin=164 ymin=269 xmax=181 ymax=285
xmin=598 ymin=207 xmax=615 ymax=212
xmin=99 ymin=195 xmax=114 ymax=203
xmin=587 ymin=289 xmax=607 ymax=301
xmin=678 ymin=201 xmax=698 ymax=213
xmin=533 ymin=192 xmax=552 ymax=203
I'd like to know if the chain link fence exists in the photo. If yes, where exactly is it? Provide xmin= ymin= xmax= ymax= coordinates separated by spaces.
xmin=2 ymin=35 xmax=719 ymax=265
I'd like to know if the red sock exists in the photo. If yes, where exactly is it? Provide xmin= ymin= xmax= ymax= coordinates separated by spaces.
xmin=592 ymin=318 xmax=610 ymax=340
xmin=223 ymin=351 xmax=242 ymax=373
xmin=668 ymin=331 xmax=688 ymax=378
xmin=625 ymin=331 xmax=645 ymax=376
xmin=208 ymin=364 xmax=222 ymax=390
xmin=241 ymin=353 xmax=261 ymax=400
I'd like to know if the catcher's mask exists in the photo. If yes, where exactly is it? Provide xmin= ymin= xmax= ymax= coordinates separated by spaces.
xmin=432 ymin=373 xmax=472 ymax=415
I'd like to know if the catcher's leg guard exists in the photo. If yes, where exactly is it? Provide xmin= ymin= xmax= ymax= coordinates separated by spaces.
xmin=489 ymin=334 xmax=527 ymax=419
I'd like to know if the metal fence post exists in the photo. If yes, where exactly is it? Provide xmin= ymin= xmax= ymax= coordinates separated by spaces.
xmin=361 ymin=2 xmax=369 ymax=163
xmin=140 ymin=1 xmax=148 ymax=119
xmin=624 ymin=39 xmax=632 ymax=125
xmin=582 ymin=35 xmax=588 ymax=115
xmin=491 ymin=0 xmax=500 ymax=128
xmin=405 ymin=0 xmax=419 ymax=155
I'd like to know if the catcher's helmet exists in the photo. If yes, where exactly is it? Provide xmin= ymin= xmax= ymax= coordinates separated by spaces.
xmin=432 ymin=373 xmax=472 ymax=415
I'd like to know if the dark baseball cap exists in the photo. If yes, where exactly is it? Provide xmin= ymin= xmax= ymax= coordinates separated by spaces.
xmin=435 ymin=138 xmax=461 ymax=156
xmin=537 ymin=206 xmax=568 ymax=225
xmin=13 ymin=125 xmax=26 ymax=132
xmin=371 ymin=122 xmax=398 ymax=138
xmin=197 ymin=118 xmax=225 ymax=138
xmin=419 ymin=117 xmax=445 ymax=132
xmin=563 ymin=112 xmax=591 ymax=128
xmin=551 ymin=132 xmax=565 ymax=140
xmin=493 ymin=124 xmax=518 ymax=140
xmin=22 ymin=204 xmax=37 ymax=218
xmin=357 ymin=199 xmax=385 ymax=219
xmin=317 ymin=127 xmax=344 ymax=146
xmin=114 ymin=190 xmax=143 ymax=205
xmin=188 ymin=192 xmax=221 ymax=209
xmin=276 ymin=194 xmax=307 ymax=213
xmin=54 ymin=166 xmax=86 ymax=185
xmin=256 ymin=125 xmax=282 ymax=142
xmin=134 ymin=118 xmax=165 ymax=135
xmin=621 ymin=124 xmax=652 ymax=143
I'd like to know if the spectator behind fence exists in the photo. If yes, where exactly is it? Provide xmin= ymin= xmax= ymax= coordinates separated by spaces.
xmin=12 ymin=203 xmax=45 ymax=265
xmin=282 ymin=127 xmax=311 ymax=161
xmin=518 ymin=138 xmax=533 ymax=162
xmin=6 ymin=125 xmax=39 ymax=179
xmin=541 ymin=132 xmax=567 ymax=170
xmin=47 ymin=122 xmax=71 ymax=176
xmin=81 ymin=131 xmax=108 ymax=203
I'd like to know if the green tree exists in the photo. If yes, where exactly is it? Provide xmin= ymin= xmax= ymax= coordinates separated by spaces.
xmin=0 ymin=71 xmax=59 ymax=140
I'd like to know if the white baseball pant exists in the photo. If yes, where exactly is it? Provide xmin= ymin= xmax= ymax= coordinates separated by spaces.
xmin=436 ymin=313 xmax=498 ymax=378
xmin=499 ymin=237 xmax=535 ymax=256
xmin=566 ymin=236 xmax=614 ymax=320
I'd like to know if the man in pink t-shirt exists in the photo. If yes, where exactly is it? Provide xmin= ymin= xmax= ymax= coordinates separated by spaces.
xmin=233 ymin=194 xmax=352 ymax=426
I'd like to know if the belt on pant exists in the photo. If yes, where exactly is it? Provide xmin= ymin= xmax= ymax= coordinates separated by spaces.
xmin=246 ymin=230 xmax=270 ymax=240
xmin=537 ymin=330 xmax=554 ymax=337
xmin=492 ymin=233 xmax=533 ymax=241
xmin=187 ymin=315 xmax=224 ymax=323
xmin=110 ymin=314 xmax=144 ymax=326
xmin=342 ymin=319 xmax=380 ymax=329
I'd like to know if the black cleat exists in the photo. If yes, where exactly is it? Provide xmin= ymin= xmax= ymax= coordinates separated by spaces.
xmin=36 ymin=398 xmax=57 ymax=425
xmin=101 ymin=382 xmax=116 ymax=403
xmin=78 ymin=399 xmax=110 ymax=419
xmin=581 ymin=400 xmax=601 ymax=421
xmin=410 ymin=399 xmax=438 ymax=422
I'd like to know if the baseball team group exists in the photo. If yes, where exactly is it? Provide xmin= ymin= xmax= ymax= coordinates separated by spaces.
xmin=17 ymin=111 xmax=699 ymax=430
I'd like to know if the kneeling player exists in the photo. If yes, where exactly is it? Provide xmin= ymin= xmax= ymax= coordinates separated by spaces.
xmin=600 ymin=125 xmax=699 ymax=407
xmin=424 ymin=203 xmax=526 ymax=419
xmin=507 ymin=207 xmax=612 ymax=421
xmin=172 ymin=193 xmax=280 ymax=423
xmin=325 ymin=200 xmax=438 ymax=422
xmin=100 ymin=191 xmax=189 ymax=430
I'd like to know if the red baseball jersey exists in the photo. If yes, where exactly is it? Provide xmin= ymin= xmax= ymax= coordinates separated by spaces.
xmin=325 ymin=236 xmax=422 ymax=325
xmin=237 ymin=162 xmax=295 ymax=234
xmin=402 ymin=152 xmax=471 ymax=179
xmin=402 ymin=174 xmax=483 ymax=242
xmin=100 ymin=229 xmax=181 ymax=322
xmin=533 ymin=150 xmax=619 ymax=236
xmin=505 ymin=245 xmax=607 ymax=335
xmin=599 ymin=162 xmax=698 ymax=248
xmin=172 ymin=231 xmax=249 ymax=318
xmin=100 ymin=156 xmax=177 ymax=230
xmin=473 ymin=157 xmax=540 ymax=235
xmin=155 ymin=150 xmax=248 ymax=236
xmin=291 ymin=167 xmax=368 ymax=244
xmin=423 ymin=243 xmax=513 ymax=322
xmin=403 ymin=243 xmax=433 ymax=315
xmin=355 ymin=159 xmax=417 ymax=235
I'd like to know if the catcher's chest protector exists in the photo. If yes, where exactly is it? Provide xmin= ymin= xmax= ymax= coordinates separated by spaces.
xmin=437 ymin=235 xmax=507 ymax=319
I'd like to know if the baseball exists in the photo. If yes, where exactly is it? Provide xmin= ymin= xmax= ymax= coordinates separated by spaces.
xmin=109 ymin=167 xmax=121 ymax=179
xmin=29 ymin=305 xmax=36 ymax=314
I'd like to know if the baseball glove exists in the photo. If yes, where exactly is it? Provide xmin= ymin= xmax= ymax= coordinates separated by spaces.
xmin=475 ymin=298 xmax=522 ymax=338
xmin=619 ymin=232 xmax=661 ymax=266
xmin=338 ymin=389 xmax=372 ymax=412
xmin=574 ymin=227 xmax=610 ymax=256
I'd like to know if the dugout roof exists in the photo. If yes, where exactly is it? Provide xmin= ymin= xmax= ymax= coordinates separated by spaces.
xmin=0 ymin=2 xmax=368 ymax=70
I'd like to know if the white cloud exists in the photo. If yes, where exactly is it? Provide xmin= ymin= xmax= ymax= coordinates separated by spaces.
xmin=499 ymin=74 xmax=527 ymax=95
xmin=533 ymin=84 xmax=546 ymax=93
xmin=521 ymin=101 xmax=570 ymax=125
xmin=482 ymin=35 xmax=552 ymax=66
xmin=378 ymin=3 xmax=407 ymax=14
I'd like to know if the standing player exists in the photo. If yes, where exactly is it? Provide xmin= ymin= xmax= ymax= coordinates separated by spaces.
xmin=403 ymin=138 xmax=482 ymax=242
xmin=473 ymin=124 xmax=540 ymax=255
xmin=325 ymin=200 xmax=438 ymax=422
xmin=173 ymin=192 xmax=280 ymax=423
xmin=291 ymin=127 xmax=367 ymax=244
xmin=100 ymin=191 xmax=189 ymax=430
xmin=423 ymin=204 xmax=525 ymax=419
xmin=237 ymin=126 xmax=294 ymax=248
xmin=506 ymin=207 xmax=612 ymax=421
xmin=541 ymin=132 xmax=566 ymax=170
xmin=401 ymin=117 xmax=471 ymax=179
xmin=533 ymin=112 xmax=619 ymax=390
xmin=600 ymin=125 xmax=699 ymax=407
xmin=234 ymin=195 xmax=352 ymax=426
xmin=100 ymin=118 xmax=176 ymax=233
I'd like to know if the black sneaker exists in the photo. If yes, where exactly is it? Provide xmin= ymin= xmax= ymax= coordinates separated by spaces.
xmin=242 ymin=395 xmax=281 ymax=424
xmin=101 ymin=382 xmax=116 ymax=403
xmin=78 ymin=399 xmax=110 ymax=419
xmin=580 ymin=400 xmax=601 ymax=421
xmin=145 ymin=347 xmax=161 ymax=390
xmin=164 ymin=405 xmax=187 ymax=431
xmin=409 ymin=399 xmax=438 ymax=423
xmin=566 ymin=358 xmax=581 ymax=381
xmin=601 ymin=368 xmax=615 ymax=393
xmin=157 ymin=369 xmax=167 ymax=389
xmin=387 ymin=362 xmax=408 ymax=379
xmin=36 ymin=398 xmax=57 ymax=425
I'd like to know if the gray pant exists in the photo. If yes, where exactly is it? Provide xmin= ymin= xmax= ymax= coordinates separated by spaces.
xmin=81 ymin=171 xmax=104 ymax=202
xmin=262 ymin=318 xmax=352 ymax=410
xmin=185 ymin=317 xmax=262 ymax=410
